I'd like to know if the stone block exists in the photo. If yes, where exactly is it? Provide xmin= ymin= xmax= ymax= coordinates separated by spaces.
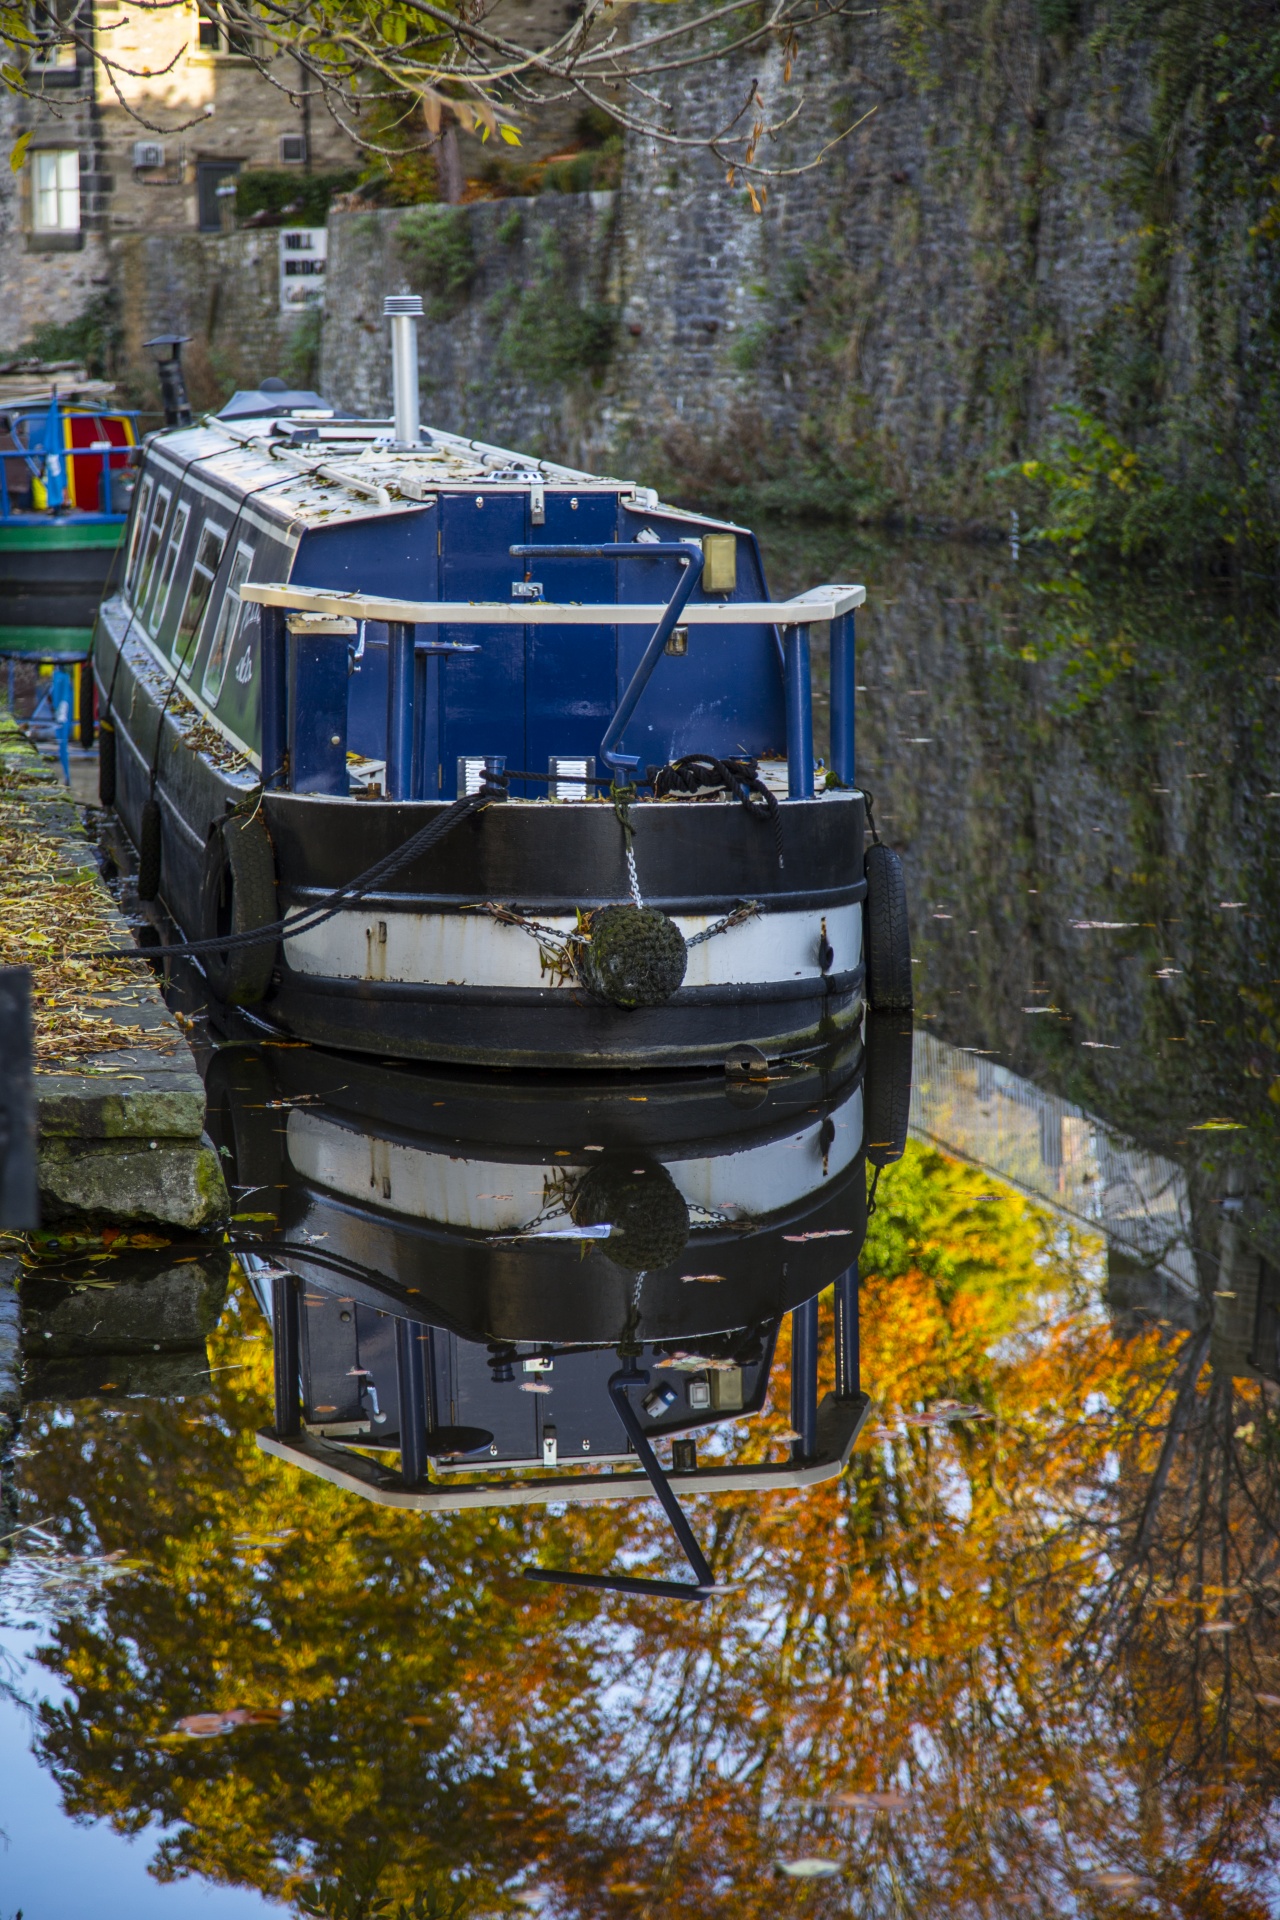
xmin=37 ymin=1136 xmax=230 ymax=1229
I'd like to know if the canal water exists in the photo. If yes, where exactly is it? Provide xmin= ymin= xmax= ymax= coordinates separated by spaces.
xmin=3 ymin=530 xmax=1280 ymax=1917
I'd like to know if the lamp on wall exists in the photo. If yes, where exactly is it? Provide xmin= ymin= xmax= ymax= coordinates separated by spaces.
xmin=143 ymin=334 xmax=193 ymax=428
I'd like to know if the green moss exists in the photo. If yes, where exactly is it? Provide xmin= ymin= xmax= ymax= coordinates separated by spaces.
xmin=20 ymin=293 xmax=116 ymax=378
xmin=396 ymin=207 xmax=476 ymax=317
xmin=282 ymin=308 xmax=322 ymax=391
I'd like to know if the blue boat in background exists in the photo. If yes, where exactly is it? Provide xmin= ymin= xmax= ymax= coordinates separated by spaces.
xmin=92 ymin=300 xmax=912 ymax=1068
xmin=1 ymin=379 xmax=138 ymax=731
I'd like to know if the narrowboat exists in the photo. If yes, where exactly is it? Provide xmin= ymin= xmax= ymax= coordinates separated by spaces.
xmin=212 ymin=1021 xmax=912 ymax=1593
xmin=1 ymin=376 xmax=138 ymax=727
xmin=94 ymin=301 xmax=912 ymax=1068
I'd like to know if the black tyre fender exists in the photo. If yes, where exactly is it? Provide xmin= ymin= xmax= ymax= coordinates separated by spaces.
xmin=862 ymin=1008 xmax=914 ymax=1166
xmin=136 ymin=796 xmax=162 ymax=901
xmin=863 ymin=841 xmax=913 ymax=1011
xmin=204 ymin=1044 xmax=290 ymax=1198
xmin=200 ymin=813 xmax=279 ymax=1006
xmin=98 ymin=720 xmax=116 ymax=808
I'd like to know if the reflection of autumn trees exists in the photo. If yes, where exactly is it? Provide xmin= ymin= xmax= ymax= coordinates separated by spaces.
xmin=11 ymin=1144 xmax=1280 ymax=1916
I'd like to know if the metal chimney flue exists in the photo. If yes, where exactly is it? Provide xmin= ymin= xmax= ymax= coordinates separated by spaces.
xmin=384 ymin=293 xmax=423 ymax=446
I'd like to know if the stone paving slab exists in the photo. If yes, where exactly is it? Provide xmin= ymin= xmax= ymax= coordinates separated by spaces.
xmin=0 ymin=712 xmax=228 ymax=1228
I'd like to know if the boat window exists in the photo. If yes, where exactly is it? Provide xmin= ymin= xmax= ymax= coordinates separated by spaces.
xmin=172 ymin=521 xmax=226 ymax=674
xmin=134 ymin=485 xmax=171 ymax=614
xmin=201 ymin=542 xmax=253 ymax=704
xmin=123 ymin=476 xmax=153 ymax=598
xmin=150 ymin=498 xmax=190 ymax=633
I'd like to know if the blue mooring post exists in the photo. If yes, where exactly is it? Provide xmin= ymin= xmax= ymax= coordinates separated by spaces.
xmin=395 ymin=1318 xmax=430 ymax=1487
xmin=790 ymin=1294 xmax=820 ymax=1461
xmin=386 ymin=621 xmax=416 ymax=800
xmin=259 ymin=603 xmax=288 ymax=790
xmin=271 ymin=1272 xmax=301 ymax=1437
xmin=784 ymin=624 xmax=815 ymax=799
xmin=829 ymin=611 xmax=855 ymax=787
xmin=833 ymin=1265 xmax=859 ymax=1402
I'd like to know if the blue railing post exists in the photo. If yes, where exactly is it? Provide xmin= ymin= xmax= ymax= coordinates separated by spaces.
xmin=833 ymin=1265 xmax=859 ymax=1402
xmin=259 ymin=602 xmax=288 ymax=790
xmin=790 ymin=1294 xmax=819 ymax=1460
xmin=386 ymin=620 xmax=415 ymax=800
xmin=829 ymin=611 xmax=855 ymax=787
xmin=395 ymin=1317 xmax=430 ymax=1487
xmin=784 ymin=623 xmax=815 ymax=799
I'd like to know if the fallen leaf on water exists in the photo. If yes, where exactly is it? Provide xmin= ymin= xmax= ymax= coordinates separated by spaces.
xmin=606 ymin=1885 xmax=650 ymax=1897
xmin=777 ymin=1858 xmax=842 ymax=1880
xmin=175 ymin=1707 xmax=283 ymax=1738
xmin=832 ymin=1789 xmax=910 ymax=1812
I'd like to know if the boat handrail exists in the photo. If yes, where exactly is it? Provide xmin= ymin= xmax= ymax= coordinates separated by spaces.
xmin=239 ymin=580 xmax=866 ymax=626
xmin=213 ymin=415 xmax=393 ymax=507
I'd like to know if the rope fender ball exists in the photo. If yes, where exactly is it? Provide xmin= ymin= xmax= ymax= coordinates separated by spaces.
xmin=578 ymin=904 xmax=688 ymax=1010
xmin=571 ymin=1157 xmax=690 ymax=1272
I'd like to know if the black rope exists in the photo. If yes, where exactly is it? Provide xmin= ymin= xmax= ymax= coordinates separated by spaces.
xmin=88 ymin=786 xmax=495 ymax=963
xmin=653 ymin=754 xmax=784 ymax=870
xmin=862 ymin=786 xmax=881 ymax=846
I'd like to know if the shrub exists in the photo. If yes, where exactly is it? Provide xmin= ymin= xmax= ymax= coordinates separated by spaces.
xmin=396 ymin=207 xmax=476 ymax=316
xmin=234 ymin=170 xmax=360 ymax=227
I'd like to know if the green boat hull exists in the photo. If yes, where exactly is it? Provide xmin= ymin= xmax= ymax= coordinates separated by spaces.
xmin=0 ymin=521 xmax=123 ymax=658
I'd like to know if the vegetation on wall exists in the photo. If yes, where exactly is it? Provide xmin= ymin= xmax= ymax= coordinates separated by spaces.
xmin=16 ymin=294 xmax=117 ymax=378
xmin=397 ymin=207 xmax=477 ymax=317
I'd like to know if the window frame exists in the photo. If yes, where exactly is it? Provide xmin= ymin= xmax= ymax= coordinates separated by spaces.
xmin=124 ymin=476 xmax=154 ymax=600
xmin=172 ymin=518 xmax=228 ymax=675
xmin=150 ymin=499 xmax=191 ymax=636
xmin=201 ymin=541 xmax=254 ymax=704
xmin=134 ymin=485 xmax=172 ymax=618
xmin=30 ymin=148 xmax=80 ymax=233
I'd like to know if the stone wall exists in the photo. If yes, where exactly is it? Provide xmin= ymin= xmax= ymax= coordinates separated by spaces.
xmin=8 ymin=0 xmax=1262 ymax=526
xmin=0 ymin=71 xmax=112 ymax=358
xmin=112 ymin=228 xmax=319 ymax=412
xmin=314 ymin=4 xmax=1202 ymax=520
xmin=320 ymin=194 xmax=625 ymax=468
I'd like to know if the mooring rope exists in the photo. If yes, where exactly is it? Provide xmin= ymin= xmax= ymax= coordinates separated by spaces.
xmin=85 ymin=786 xmax=495 ymax=963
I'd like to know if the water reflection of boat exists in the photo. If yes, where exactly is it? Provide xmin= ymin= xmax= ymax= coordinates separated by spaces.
xmin=213 ymin=1020 xmax=912 ymax=1595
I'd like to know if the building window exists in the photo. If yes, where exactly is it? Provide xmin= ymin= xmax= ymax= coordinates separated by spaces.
xmin=280 ymin=133 xmax=307 ymax=164
xmin=27 ymin=0 xmax=80 ymax=71
xmin=32 ymin=149 xmax=80 ymax=232
xmin=196 ymin=3 xmax=252 ymax=54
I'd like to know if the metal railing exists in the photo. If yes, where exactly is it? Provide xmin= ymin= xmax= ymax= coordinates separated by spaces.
xmin=240 ymin=573 xmax=865 ymax=802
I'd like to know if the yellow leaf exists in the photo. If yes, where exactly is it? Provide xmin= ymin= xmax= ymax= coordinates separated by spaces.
xmin=499 ymin=124 xmax=521 ymax=146
xmin=10 ymin=130 xmax=32 ymax=171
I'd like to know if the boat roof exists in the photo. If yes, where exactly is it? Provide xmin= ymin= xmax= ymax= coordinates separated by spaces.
xmin=144 ymin=401 xmax=751 ymax=536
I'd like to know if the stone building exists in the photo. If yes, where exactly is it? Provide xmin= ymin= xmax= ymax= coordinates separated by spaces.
xmin=0 ymin=0 xmax=359 ymax=358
